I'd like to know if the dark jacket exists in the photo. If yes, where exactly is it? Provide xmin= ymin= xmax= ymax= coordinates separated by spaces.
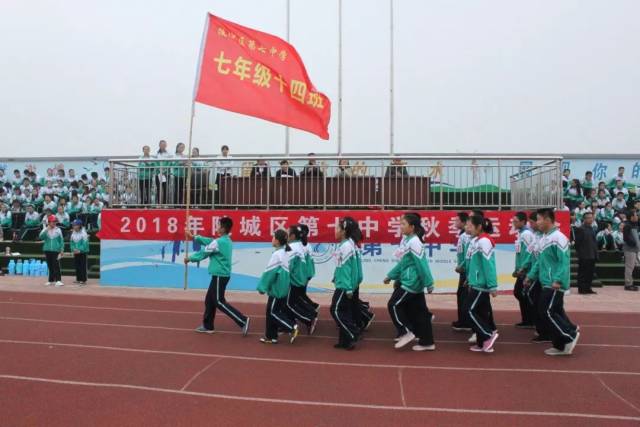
xmin=250 ymin=165 xmax=270 ymax=178
xmin=623 ymin=221 xmax=640 ymax=253
xmin=574 ymin=224 xmax=598 ymax=260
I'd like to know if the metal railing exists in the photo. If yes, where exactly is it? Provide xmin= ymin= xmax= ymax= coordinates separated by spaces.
xmin=108 ymin=155 xmax=563 ymax=210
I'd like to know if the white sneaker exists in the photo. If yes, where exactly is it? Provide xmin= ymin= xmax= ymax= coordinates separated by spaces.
xmin=394 ymin=332 xmax=416 ymax=349
xmin=412 ymin=344 xmax=436 ymax=352
xmin=44 ymin=282 xmax=52 ymax=286
xmin=468 ymin=333 xmax=477 ymax=343
xmin=55 ymin=281 xmax=64 ymax=287
xmin=564 ymin=332 xmax=580 ymax=355
xmin=544 ymin=348 xmax=567 ymax=356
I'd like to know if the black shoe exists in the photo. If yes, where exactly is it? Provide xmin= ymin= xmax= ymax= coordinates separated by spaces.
xmin=515 ymin=322 xmax=535 ymax=329
xmin=531 ymin=336 xmax=551 ymax=343
xmin=451 ymin=321 xmax=472 ymax=332
xmin=624 ymin=286 xmax=639 ymax=292
xmin=334 ymin=343 xmax=346 ymax=349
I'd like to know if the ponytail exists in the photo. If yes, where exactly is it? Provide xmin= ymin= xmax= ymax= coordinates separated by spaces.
xmin=403 ymin=212 xmax=425 ymax=240
xmin=288 ymin=224 xmax=303 ymax=242
xmin=482 ymin=218 xmax=494 ymax=234
xmin=339 ymin=216 xmax=363 ymax=245
xmin=274 ymin=229 xmax=291 ymax=251
xmin=298 ymin=224 xmax=310 ymax=246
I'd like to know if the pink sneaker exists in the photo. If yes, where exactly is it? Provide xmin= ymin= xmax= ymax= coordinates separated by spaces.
xmin=482 ymin=332 xmax=499 ymax=353
xmin=469 ymin=345 xmax=484 ymax=352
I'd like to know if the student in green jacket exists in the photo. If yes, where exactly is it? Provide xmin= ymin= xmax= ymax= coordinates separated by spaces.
xmin=19 ymin=204 xmax=41 ymax=240
xmin=70 ymin=219 xmax=90 ymax=285
xmin=331 ymin=217 xmax=362 ymax=350
xmin=298 ymin=224 xmax=319 ymax=312
xmin=525 ymin=208 xmax=580 ymax=356
xmin=452 ymin=212 xmax=472 ymax=331
xmin=512 ymin=211 xmax=535 ymax=328
xmin=463 ymin=214 xmax=499 ymax=353
xmin=352 ymin=240 xmax=375 ymax=334
xmin=39 ymin=214 xmax=64 ymax=287
xmin=257 ymin=229 xmax=299 ymax=344
xmin=523 ymin=212 xmax=552 ymax=344
xmin=286 ymin=225 xmax=319 ymax=335
xmin=184 ymin=217 xmax=250 ymax=336
xmin=384 ymin=213 xmax=436 ymax=352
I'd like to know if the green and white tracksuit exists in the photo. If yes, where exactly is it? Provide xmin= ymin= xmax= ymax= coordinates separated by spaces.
xmin=257 ymin=248 xmax=295 ymax=339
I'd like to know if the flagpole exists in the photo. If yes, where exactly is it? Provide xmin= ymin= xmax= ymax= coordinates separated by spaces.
xmin=184 ymin=13 xmax=210 ymax=291
xmin=285 ymin=0 xmax=291 ymax=156
xmin=389 ymin=0 xmax=395 ymax=155
xmin=337 ymin=0 xmax=343 ymax=155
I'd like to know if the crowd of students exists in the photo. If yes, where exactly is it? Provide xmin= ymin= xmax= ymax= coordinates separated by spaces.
xmin=0 ymin=165 xmax=107 ymax=241
xmin=183 ymin=208 xmax=579 ymax=357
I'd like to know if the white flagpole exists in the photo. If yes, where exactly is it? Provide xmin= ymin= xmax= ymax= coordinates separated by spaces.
xmin=389 ymin=0 xmax=395 ymax=155
xmin=285 ymin=0 xmax=291 ymax=156
xmin=184 ymin=13 xmax=210 ymax=291
xmin=337 ymin=0 xmax=343 ymax=155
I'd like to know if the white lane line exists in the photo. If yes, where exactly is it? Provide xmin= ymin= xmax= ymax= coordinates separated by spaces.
xmin=398 ymin=368 xmax=407 ymax=407
xmin=2 ymin=339 xmax=639 ymax=377
xmin=1 ymin=316 xmax=639 ymax=349
xmin=181 ymin=358 xmax=222 ymax=391
xmin=1 ymin=300 xmax=639 ymax=329
xmin=594 ymin=374 xmax=640 ymax=415
xmin=1 ymin=374 xmax=639 ymax=422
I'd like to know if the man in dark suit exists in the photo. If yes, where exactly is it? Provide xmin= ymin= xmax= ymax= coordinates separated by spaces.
xmin=574 ymin=211 xmax=598 ymax=294
xmin=250 ymin=159 xmax=270 ymax=178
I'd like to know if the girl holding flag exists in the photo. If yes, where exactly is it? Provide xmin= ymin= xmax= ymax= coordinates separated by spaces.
xmin=257 ymin=229 xmax=300 ymax=344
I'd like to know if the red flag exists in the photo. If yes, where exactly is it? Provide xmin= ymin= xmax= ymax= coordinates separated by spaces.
xmin=194 ymin=14 xmax=331 ymax=139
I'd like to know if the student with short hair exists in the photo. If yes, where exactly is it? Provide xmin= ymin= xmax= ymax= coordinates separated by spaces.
xmin=40 ymin=215 xmax=64 ymax=287
xmin=526 ymin=208 xmax=580 ymax=356
xmin=70 ymin=219 xmax=90 ymax=285
xmin=185 ymin=217 xmax=250 ymax=335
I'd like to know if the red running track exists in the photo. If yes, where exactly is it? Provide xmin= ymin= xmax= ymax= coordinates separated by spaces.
xmin=1 ymin=290 xmax=639 ymax=427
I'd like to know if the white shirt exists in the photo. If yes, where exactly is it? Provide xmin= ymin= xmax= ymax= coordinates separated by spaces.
xmin=216 ymin=155 xmax=234 ymax=176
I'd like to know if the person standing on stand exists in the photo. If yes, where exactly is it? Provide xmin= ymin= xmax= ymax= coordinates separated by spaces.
xmin=574 ymin=212 xmax=599 ymax=294
xmin=622 ymin=210 xmax=639 ymax=291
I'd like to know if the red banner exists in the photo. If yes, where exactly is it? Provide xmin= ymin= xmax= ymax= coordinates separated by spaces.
xmin=98 ymin=209 xmax=570 ymax=244
xmin=194 ymin=14 xmax=331 ymax=139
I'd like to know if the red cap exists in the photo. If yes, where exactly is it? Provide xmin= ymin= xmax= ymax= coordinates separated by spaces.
xmin=48 ymin=215 xmax=57 ymax=223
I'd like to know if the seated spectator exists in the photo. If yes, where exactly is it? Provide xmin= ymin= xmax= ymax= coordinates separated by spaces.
xmin=335 ymin=159 xmax=353 ymax=177
xmin=613 ymin=213 xmax=624 ymax=231
xmin=607 ymin=166 xmax=625 ymax=190
xmin=597 ymin=202 xmax=615 ymax=224
xmin=11 ymin=169 xmax=22 ymax=187
xmin=612 ymin=192 xmax=628 ymax=212
xmin=42 ymin=194 xmax=57 ymax=212
xmin=275 ymin=160 xmax=297 ymax=178
xmin=562 ymin=168 xmax=571 ymax=190
xmin=587 ymin=200 xmax=599 ymax=216
xmin=597 ymin=223 xmax=616 ymax=250
xmin=0 ymin=204 xmax=12 ymax=234
xmin=563 ymin=179 xmax=583 ymax=210
xmin=250 ymin=159 xmax=271 ymax=178
xmin=583 ymin=188 xmax=595 ymax=205
xmin=55 ymin=205 xmax=70 ymax=229
xmin=595 ymin=189 xmax=610 ymax=208
xmin=87 ymin=198 xmax=103 ymax=214
xmin=573 ymin=201 xmax=587 ymax=226
xmin=121 ymin=185 xmax=137 ymax=206
xmin=11 ymin=199 xmax=23 ymax=213
xmin=66 ymin=193 xmax=85 ymax=216
xmin=581 ymin=170 xmax=595 ymax=192
xmin=20 ymin=204 xmax=41 ymax=240
xmin=300 ymin=153 xmax=323 ymax=178
xmin=11 ymin=188 xmax=26 ymax=206
xmin=613 ymin=223 xmax=625 ymax=250
xmin=611 ymin=180 xmax=629 ymax=201
xmin=20 ymin=178 xmax=33 ymax=195
xmin=385 ymin=158 xmax=409 ymax=178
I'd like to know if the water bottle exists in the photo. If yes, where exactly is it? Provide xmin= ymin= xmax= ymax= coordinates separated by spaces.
xmin=16 ymin=260 xmax=23 ymax=275
xmin=8 ymin=260 xmax=15 ymax=275
xmin=33 ymin=260 xmax=41 ymax=276
xmin=23 ymin=260 xmax=30 ymax=276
